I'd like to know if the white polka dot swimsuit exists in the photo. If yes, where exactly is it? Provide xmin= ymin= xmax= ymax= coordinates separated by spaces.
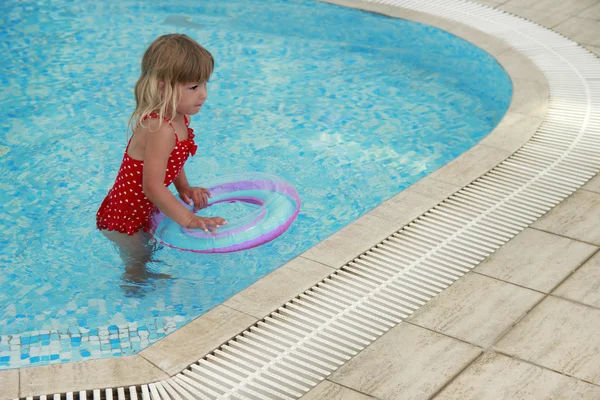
xmin=96 ymin=113 xmax=197 ymax=235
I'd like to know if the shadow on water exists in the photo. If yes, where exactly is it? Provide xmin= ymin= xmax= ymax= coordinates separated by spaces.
xmin=163 ymin=15 xmax=205 ymax=29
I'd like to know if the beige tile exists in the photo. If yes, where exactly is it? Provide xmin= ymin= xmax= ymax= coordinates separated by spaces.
xmin=301 ymin=380 xmax=376 ymax=400
xmin=368 ymin=178 xmax=460 ymax=225
xmin=388 ymin=9 xmax=461 ymax=32
xmin=140 ymin=305 xmax=256 ymax=376
xmin=473 ymin=0 xmax=505 ymax=7
xmin=508 ymin=78 xmax=549 ymax=119
xmin=409 ymin=273 xmax=544 ymax=347
xmin=409 ymin=176 xmax=462 ymax=198
xmin=554 ymin=251 xmax=600 ymax=308
xmin=586 ymin=45 xmax=600 ymax=56
xmin=224 ymin=256 xmax=334 ymax=319
xmin=554 ymin=17 xmax=600 ymax=47
xmin=330 ymin=323 xmax=481 ymax=400
xmin=20 ymin=356 xmax=168 ymax=397
xmin=479 ymin=112 xmax=543 ymax=152
xmin=496 ymin=49 xmax=547 ymax=83
xmin=475 ymin=228 xmax=597 ymax=293
xmin=501 ymin=0 xmax=539 ymax=6
xmin=504 ymin=0 xmax=598 ymax=16
xmin=583 ymin=174 xmax=600 ymax=193
xmin=0 ymin=369 xmax=19 ymax=399
xmin=321 ymin=0 xmax=461 ymax=32
xmin=448 ymin=25 xmax=512 ymax=57
xmin=302 ymin=213 xmax=400 ymax=268
xmin=499 ymin=5 xmax=572 ymax=28
xmin=532 ymin=190 xmax=600 ymax=245
xmin=428 ymin=144 xmax=510 ymax=188
xmin=496 ymin=296 xmax=600 ymax=385
xmin=579 ymin=2 xmax=600 ymax=20
xmin=434 ymin=351 xmax=600 ymax=400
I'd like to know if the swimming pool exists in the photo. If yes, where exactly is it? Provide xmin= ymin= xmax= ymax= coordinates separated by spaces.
xmin=0 ymin=0 xmax=511 ymax=369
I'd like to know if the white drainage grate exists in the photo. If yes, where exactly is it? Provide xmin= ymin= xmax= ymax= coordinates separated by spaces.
xmin=21 ymin=0 xmax=600 ymax=399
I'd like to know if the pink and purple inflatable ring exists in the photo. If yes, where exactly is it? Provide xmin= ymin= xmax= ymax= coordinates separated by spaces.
xmin=149 ymin=173 xmax=301 ymax=253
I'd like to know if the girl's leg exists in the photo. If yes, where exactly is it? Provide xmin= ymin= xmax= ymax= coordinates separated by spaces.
xmin=101 ymin=230 xmax=157 ymax=283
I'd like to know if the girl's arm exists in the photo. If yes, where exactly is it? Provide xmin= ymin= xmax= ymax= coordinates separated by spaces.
xmin=174 ymin=115 xmax=191 ymax=192
xmin=142 ymin=125 xmax=194 ymax=227
xmin=174 ymin=168 xmax=191 ymax=193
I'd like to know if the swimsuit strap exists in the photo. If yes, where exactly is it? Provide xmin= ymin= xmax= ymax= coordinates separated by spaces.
xmin=144 ymin=112 xmax=179 ymax=143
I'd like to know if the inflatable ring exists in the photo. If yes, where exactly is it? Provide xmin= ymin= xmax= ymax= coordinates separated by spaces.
xmin=149 ymin=173 xmax=301 ymax=253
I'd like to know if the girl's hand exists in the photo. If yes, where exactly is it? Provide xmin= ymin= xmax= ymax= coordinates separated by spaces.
xmin=179 ymin=186 xmax=211 ymax=211
xmin=186 ymin=216 xmax=227 ymax=232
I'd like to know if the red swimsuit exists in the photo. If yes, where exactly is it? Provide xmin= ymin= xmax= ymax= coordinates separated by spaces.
xmin=96 ymin=113 xmax=198 ymax=235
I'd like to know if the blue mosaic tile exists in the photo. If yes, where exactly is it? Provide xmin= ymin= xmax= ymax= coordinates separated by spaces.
xmin=0 ymin=0 xmax=511 ymax=369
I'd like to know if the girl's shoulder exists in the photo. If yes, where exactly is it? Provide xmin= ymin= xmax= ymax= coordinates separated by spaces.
xmin=138 ymin=116 xmax=165 ymax=132
xmin=133 ymin=115 xmax=177 ymax=148
xmin=138 ymin=114 xmax=176 ymax=135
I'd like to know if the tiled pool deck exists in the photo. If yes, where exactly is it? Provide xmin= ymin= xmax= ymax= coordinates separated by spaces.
xmin=2 ymin=0 xmax=600 ymax=398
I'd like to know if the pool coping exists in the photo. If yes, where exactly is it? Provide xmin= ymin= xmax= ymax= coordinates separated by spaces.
xmin=1 ymin=1 xmax=550 ymax=397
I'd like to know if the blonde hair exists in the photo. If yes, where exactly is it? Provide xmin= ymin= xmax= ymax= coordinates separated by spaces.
xmin=129 ymin=34 xmax=214 ymax=135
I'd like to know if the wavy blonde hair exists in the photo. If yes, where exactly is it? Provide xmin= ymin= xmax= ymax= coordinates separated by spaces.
xmin=129 ymin=34 xmax=214 ymax=135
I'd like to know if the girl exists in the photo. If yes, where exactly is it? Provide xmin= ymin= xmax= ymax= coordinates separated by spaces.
xmin=96 ymin=34 xmax=226 ymax=283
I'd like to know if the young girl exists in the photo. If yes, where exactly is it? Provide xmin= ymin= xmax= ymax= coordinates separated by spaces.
xmin=96 ymin=34 xmax=226 ymax=283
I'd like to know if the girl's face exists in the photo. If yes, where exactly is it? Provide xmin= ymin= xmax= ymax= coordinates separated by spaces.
xmin=177 ymin=81 xmax=208 ymax=115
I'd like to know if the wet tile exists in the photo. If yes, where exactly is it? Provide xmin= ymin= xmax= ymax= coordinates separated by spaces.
xmin=434 ymin=352 xmax=600 ymax=400
xmin=554 ymin=251 xmax=600 ymax=308
xmin=302 ymin=213 xmax=400 ymax=269
xmin=499 ymin=5 xmax=572 ymax=28
xmin=554 ymin=17 xmax=600 ymax=47
xmin=388 ymin=9 xmax=461 ymax=32
xmin=0 ymin=369 xmax=19 ymax=399
xmin=428 ymin=144 xmax=510 ymax=188
xmin=476 ymin=228 xmax=597 ymax=293
xmin=322 ymin=0 xmax=461 ymax=31
xmin=139 ymin=305 xmax=256 ymax=376
xmin=496 ymin=296 xmax=600 ymax=385
xmin=479 ymin=112 xmax=542 ymax=152
xmin=409 ymin=273 xmax=544 ymax=347
xmin=20 ymin=356 xmax=168 ymax=397
xmin=532 ymin=190 xmax=600 ymax=245
xmin=369 ymin=178 xmax=460 ymax=226
xmin=224 ymin=256 xmax=334 ymax=319
xmin=330 ymin=323 xmax=481 ymax=400
xmin=496 ymin=49 xmax=547 ymax=83
xmin=508 ymin=78 xmax=549 ymax=119
xmin=301 ymin=380 xmax=376 ymax=400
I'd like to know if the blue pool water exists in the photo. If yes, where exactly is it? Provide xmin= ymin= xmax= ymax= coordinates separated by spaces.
xmin=0 ymin=0 xmax=511 ymax=369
